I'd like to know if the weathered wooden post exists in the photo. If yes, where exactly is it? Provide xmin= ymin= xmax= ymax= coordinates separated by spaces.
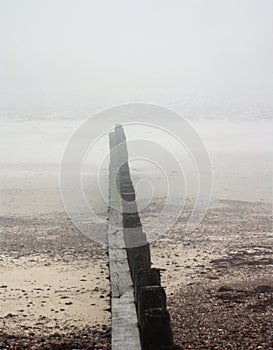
xmin=108 ymin=124 xmax=174 ymax=350
xmin=107 ymin=126 xmax=141 ymax=350
xmin=141 ymin=308 xmax=174 ymax=350
xmin=137 ymin=286 xmax=167 ymax=323
xmin=134 ymin=268 xmax=161 ymax=302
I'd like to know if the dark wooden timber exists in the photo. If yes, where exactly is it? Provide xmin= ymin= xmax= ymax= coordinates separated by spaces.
xmin=107 ymin=125 xmax=174 ymax=350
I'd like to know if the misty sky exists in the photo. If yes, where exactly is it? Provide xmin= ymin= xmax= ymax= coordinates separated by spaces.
xmin=1 ymin=0 xmax=272 ymax=118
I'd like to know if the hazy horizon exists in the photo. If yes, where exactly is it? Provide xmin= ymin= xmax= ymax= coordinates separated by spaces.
xmin=1 ymin=1 xmax=272 ymax=215
xmin=1 ymin=0 xmax=273 ymax=120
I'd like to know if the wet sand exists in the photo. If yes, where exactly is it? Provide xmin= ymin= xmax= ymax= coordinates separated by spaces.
xmin=0 ymin=213 xmax=111 ymax=349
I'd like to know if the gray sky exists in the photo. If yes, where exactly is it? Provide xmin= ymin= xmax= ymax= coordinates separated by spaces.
xmin=1 ymin=0 xmax=272 ymax=118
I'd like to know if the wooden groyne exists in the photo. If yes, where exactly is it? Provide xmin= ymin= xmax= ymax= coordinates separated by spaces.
xmin=108 ymin=125 xmax=174 ymax=350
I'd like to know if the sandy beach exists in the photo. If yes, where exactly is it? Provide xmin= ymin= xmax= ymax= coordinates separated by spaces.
xmin=148 ymin=200 xmax=273 ymax=349
xmin=0 ymin=212 xmax=111 ymax=349
xmin=0 ymin=118 xmax=272 ymax=349
xmin=1 ymin=197 xmax=272 ymax=349
xmin=2 ymin=0 xmax=273 ymax=347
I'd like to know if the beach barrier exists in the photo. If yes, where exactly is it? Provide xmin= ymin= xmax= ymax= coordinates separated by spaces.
xmin=108 ymin=125 xmax=174 ymax=350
